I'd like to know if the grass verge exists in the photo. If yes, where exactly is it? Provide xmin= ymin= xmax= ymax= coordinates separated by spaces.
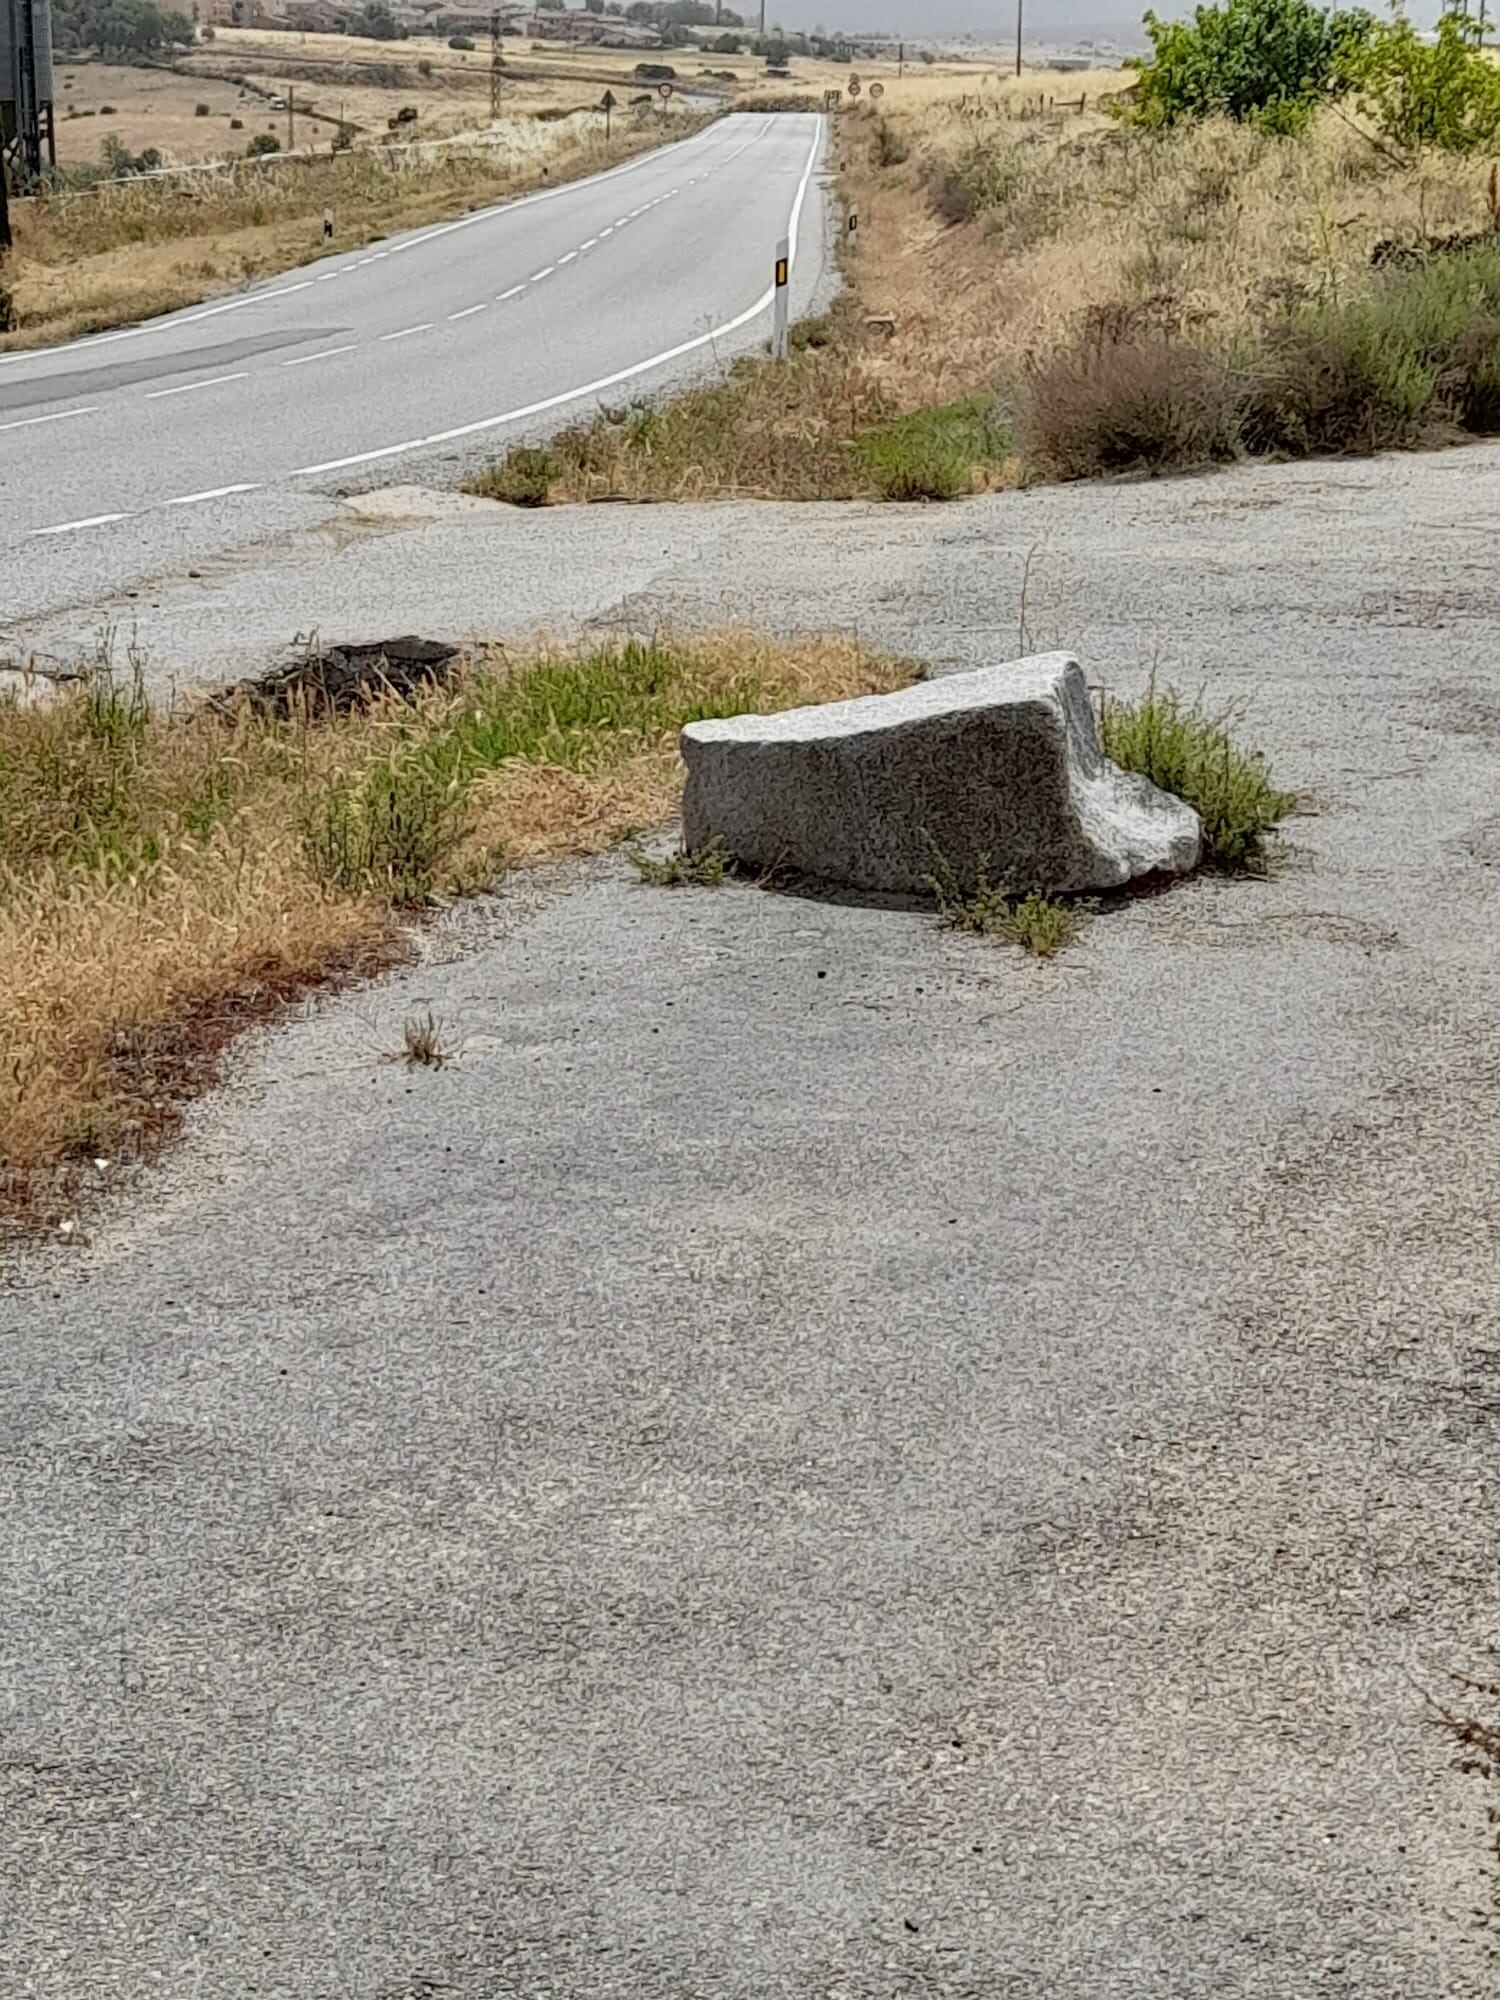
xmin=0 ymin=630 xmax=904 ymax=1225
xmin=465 ymin=91 xmax=1500 ymax=504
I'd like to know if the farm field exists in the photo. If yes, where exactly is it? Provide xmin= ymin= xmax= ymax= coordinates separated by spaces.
xmin=51 ymin=30 xmax=1002 ymax=172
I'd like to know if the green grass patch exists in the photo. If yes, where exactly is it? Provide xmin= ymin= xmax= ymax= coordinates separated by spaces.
xmin=853 ymin=394 xmax=1013 ymax=500
xmin=1100 ymin=683 xmax=1296 ymax=871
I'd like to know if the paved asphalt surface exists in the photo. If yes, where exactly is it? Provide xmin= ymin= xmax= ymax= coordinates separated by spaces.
xmin=0 ymin=110 xmax=828 ymax=629
xmin=4 ymin=447 xmax=1500 ymax=1993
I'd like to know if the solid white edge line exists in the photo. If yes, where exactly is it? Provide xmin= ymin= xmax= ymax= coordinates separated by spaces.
xmin=145 ymin=370 xmax=251 ymax=400
xmin=31 ymin=512 xmax=127 ymax=536
xmin=166 ymin=483 xmax=260 ymax=506
xmin=286 ymin=118 xmax=824 ymax=482
xmin=282 ymin=343 xmax=357 ymax=368
xmin=0 ymin=122 xmax=728 ymax=372
xmin=0 ymin=405 xmax=97 ymax=433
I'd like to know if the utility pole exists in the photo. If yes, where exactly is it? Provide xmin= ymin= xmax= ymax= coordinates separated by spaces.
xmin=1015 ymin=0 xmax=1023 ymax=77
xmin=287 ymin=85 xmax=295 ymax=151
xmin=0 ymin=165 xmax=11 ymax=255
xmin=490 ymin=11 xmax=502 ymax=122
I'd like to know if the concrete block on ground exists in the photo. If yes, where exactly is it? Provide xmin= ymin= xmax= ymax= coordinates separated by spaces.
xmin=680 ymin=652 xmax=1201 ymax=896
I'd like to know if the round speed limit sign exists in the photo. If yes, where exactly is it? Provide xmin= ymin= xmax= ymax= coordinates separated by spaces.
xmin=868 ymin=81 xmax=885 ymax=99
xmin=847 ymin=77 xmax=862 ymax=98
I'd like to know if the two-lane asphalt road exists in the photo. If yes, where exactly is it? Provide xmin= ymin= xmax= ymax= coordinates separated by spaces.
xmin=0 ymin=111 xmax=828 ymax=634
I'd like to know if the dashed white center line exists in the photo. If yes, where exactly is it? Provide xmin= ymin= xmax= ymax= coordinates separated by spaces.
xmin=557 ymin=250 xmax=577 ymax=265
xmin=0 ymin=406 xmax=96 ymax=434
xmin=599 ymin=226 xmax=614 ymax=237
xmin=32 ymin=512 xmax=127 ymax=537
xmin=580 ymin=237 xmax=598 ymax=249
xmin=379 ymin=323 xmax=434 ymax=342
xmin=145 ymin=371 xmax=250 ymax=401
xmin=166 ymin=482 xmax=261 ymax=506
xmin=497 ymin=284 xmax=526 ymax=300
xmin=447 ymin=302 xmax=488 ymax=320
xmin=530 ymin=266 xmax=555 ymax=282
xmin=282 ymin=343 xmax=357 ymax=368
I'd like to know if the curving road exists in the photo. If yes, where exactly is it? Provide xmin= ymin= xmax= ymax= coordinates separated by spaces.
xmin=0 ymin=111 xmax=827 ymax=633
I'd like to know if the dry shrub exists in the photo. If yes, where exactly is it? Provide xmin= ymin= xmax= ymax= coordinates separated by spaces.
xmin=1020 ymin=324 xmax=1236 ymax=478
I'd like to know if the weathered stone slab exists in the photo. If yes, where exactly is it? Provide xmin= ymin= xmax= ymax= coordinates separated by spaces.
xmin=680 ymin=652 xmax=1201 ymax=896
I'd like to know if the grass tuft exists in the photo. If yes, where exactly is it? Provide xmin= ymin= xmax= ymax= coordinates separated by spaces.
xmin=474 ymin=444 xmax=561 ymax=507
xmin=927 ymin=854 xmax=1090 ymax=955
xmin=1100 ymin=683 xmax=1297 ymax=871
xmin=626 ymin=837 xmax=732 ymax=887
xmin=397 ymin=1009 xmax=448 ymax=1068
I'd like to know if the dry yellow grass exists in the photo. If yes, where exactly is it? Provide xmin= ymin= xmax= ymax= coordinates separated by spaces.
xmin=844 ymin=83 xmax=1498 ymax=407
xmin=0 ymin=631 xmax=905 ymax=1224
xmin=478 ymin=75 xmax=1500 ymax=506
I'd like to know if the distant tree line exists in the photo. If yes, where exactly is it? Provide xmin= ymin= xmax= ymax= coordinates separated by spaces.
xmin=54 ymin=0 xmax=194 ymax=57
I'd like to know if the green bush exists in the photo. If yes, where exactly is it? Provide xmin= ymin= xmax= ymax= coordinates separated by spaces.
xmin=1355 ymin=9 xmax=1500 ymax=152
xmin=1126 ymin=0 xmax=1373 ymax=135
xmin=1241 ymin=244 xmax=1500 ymax=453
xmin=1100 ymin=685 xmax=1296 ymax=870
xmin=471 ymin=444 xmax=560 ymax=506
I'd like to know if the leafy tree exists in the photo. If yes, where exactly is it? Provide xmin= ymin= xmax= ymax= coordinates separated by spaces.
xmin=54 ymin=0 xmax=193 ymax=58
xmin=349 ymin=1 xmax=403 ymax=39
xmin=246 ymin=132 xmax=282 ymax=155
xmin=1356 ymin=7 xmax=1500 ymax=151
xmin=1126 ymin=0 xmax=1373 ymax=135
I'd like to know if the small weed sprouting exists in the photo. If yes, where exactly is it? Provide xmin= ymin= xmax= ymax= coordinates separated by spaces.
xmin=396 ymin=1009 xmax=448 ymax=1069
xmin=927 ymin=853 xmax=1014 ymax=934
xmin=999 ymin=890 xmax=1090 ymax=957
xmin=927 ymin=852 xmax=1089 ymax=955
xmin=1099 ymin=682 xmax=1296 ymax=872
xmin=626 ymin=837 xmax=733 ymax=888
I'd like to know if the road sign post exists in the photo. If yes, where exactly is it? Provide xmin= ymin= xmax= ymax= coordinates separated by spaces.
xmin=600 ymin=87 xmax=616 ymax=142
xmin=772 ymin=236 xmax=790 ymax=360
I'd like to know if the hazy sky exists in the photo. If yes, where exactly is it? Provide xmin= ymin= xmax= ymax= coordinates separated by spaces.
xmin=762 ymin=0 xmax=1437 ymax=40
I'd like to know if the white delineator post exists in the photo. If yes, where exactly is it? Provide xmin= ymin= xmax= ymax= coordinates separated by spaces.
xmin=772 ymin=236 xmax=790 ymax=360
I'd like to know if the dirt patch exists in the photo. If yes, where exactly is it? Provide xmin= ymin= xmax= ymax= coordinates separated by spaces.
xmin=217 ymin=635 xmax=461 ymax=718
